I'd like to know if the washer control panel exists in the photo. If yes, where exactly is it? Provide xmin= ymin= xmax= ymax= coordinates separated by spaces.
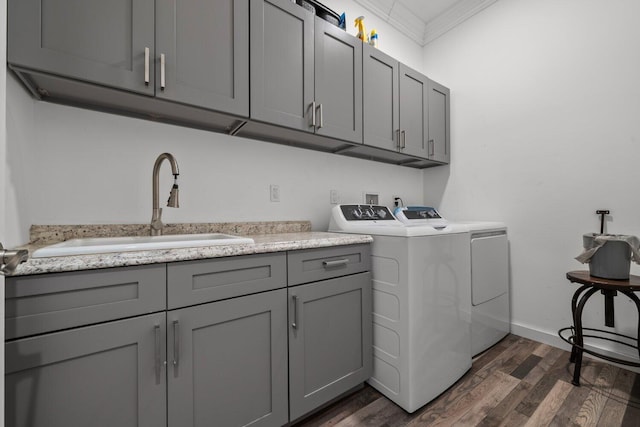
xmin=340 ymin=205 xmax=395 ymax=221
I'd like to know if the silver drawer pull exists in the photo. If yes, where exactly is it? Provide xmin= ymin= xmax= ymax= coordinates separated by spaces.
xmin=154 ymin=324 xmax=161 ymax=384
xmin=160 ymin=53 xmax=166 ymax=90
xmin=310 ymin=101 xmax=317 ymax=128
xmin=317 ymin=103 xmax=323 ymax=129
xmin=172 ymin=320 xmax=179 ymax=367
xmin=322 ymin=259 xmax=349 ymax=268
xmin=144 ymin=47 xmax=150 ymax=85
xmin=292 ymin=295 xmax=299 ymax=329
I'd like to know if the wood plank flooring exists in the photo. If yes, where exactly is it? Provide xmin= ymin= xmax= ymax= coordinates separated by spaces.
xmin=293 ymin=335 xmax=640 ymax=427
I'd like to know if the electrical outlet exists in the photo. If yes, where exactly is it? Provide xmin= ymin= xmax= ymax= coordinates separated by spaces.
xmin=330 ymin=189 xmax=340 ymax=204
xmin=270 ymin=184 xmax=280 ymax=202
xmin=364 ymin=192 xmax=379 ymax=205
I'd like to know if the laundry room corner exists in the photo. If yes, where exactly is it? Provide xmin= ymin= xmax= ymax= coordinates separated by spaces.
xmin=421 ymin=0 xmax=640 ymax=359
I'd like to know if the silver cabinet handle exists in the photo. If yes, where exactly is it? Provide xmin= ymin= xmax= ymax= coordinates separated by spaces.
xmin=310 ymin=101 xmax=316 ymax=128
xmin=396 ymin=129 xmax=401 ymax=150
xmin=401 ymin=130 xmax=406 ymax=149
xmin=292 ymin=295 xmax=299 ymax=329
xmin=429 ymin=139 xmax=435 ymax=156
xmin=154 ymin=325 xmax=162 ymax=384
xmin=322 ymin=259 xmax=349 ymax=268
xmin=317 ymin=103 xmax=323 ymax=129
xmin=144 ymin=47 xmax=150 ymax=86
xmin=172 ymin=320 xmax=179 ymax=367
xmin=160 ymin=53 xmax=166 ymax=91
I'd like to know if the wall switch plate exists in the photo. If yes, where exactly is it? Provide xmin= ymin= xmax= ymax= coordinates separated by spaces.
xmin=270 ymin=184 xmax=280 ymax=202
xmin=363 ymin=192 xmax=379 ymax=205
xmin=330 ymin=189 xmax=340 ymax=204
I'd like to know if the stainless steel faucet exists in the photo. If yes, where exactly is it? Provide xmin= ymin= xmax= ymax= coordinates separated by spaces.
xmin=151 ymin=153 xmax=180 ymax=236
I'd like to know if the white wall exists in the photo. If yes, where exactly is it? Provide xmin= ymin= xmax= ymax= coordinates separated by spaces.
xmin=423 ymin=0 xmax=640 ymax=356
xmin=4 ymin=0 xmax=425 ymax=246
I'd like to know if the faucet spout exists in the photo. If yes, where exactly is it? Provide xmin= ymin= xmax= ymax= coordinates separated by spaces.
xmin=151 ymin=153 xmax=180 ymax=236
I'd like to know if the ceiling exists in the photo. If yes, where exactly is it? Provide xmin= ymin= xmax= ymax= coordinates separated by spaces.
xmin=353 ymin=0 xmax=499 ymax=46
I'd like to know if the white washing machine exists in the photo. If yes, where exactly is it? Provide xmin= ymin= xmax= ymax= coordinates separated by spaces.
xmin=460 ymin=222 xmax=510 ymax=356
xmin=329 ymin=205 xmax=471 ymax=413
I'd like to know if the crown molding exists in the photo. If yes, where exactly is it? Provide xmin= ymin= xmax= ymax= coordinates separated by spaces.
xmin=424 ymin=0 xmax=499 ymax=44
xmin=353 ymin=0 xmax=425 ymax=45
xmin=354 ymin=0 xmax=499 ymax=47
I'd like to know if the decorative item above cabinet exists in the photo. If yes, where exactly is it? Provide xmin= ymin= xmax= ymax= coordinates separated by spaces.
xmin=7 ymin=0 xmax=449 ymax=168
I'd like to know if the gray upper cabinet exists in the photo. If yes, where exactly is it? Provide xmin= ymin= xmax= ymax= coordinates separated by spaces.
xmin=250 ymin=0 xmax=314 ymax=131
xmin=250 ymin=0 xmax=362 ymax=143
xmin=8 ymin=0 xmax=249 ymax=116
xmin=428 ymin=79 xmax=451 ymax=163
xmin=8 ymin=0 xmax=155 ymax=95
xmin=155 ymin=0 xmax=249 ymax=116
xmin=5 ymin=312 xmax=167 ymax=427
xmin=167 ymin=289 xmax=288 ymax=427
xmin=363 ymin=44 xmax=430 ymax=159
xmin=313 ymin=18 xmax=363 ymax=143
xmin=363 ymin=44 xmax=399 ymax=152
xmin=398 ymin=63 xmax=429 ymax=158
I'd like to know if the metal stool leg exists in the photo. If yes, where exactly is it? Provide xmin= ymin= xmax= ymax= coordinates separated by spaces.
xmin=572 ymin=287 xmax=598 ymax=386
xmin=619 ymin=290 xmax=640 ymax=359
xmin=570 ymin=285 xmax=591 ymax=363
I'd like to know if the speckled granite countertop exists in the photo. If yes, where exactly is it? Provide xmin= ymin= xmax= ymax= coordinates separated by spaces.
xmin=12 ymin=222 xmax=372 ymax=277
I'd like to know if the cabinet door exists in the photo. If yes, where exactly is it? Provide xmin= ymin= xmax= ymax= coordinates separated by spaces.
xmin=156 ymin=0 xmax=249 ymax=116
xmin=363 ymin=44 xmax=400 ymax=151
xmin=289 ymin=272 xmax=372 ymax=421
xmin=168 ymin=289 xmax=288 ymax=427
xmin=399 ymin=64 xmax=429 ymax=158
xmin=428 ymin=79 xmax=451 ymax=164
xmin=314 ymin=18 xmax=363 ymax=143
xmin=5 ymin=313 xmax=167 ymax=427
xmin=8 ymin=0 xmax=155 ymax=95
xmin=250 ymin=0 xmax=315 ymax=131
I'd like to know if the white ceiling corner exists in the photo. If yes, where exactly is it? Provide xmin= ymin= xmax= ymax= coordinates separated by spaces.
xmin=354 ymin=0 xmax=499 ymax=46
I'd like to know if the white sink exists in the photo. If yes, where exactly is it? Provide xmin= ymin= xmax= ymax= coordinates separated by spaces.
xmin=32 ymin=233 xmax=255 ymax=258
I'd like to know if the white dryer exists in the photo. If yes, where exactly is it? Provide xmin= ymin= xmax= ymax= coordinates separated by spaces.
xmin=461 ymin=222 xmax=510 ymax=356
xmin=329 ymin=205 xmax=471 ymax=413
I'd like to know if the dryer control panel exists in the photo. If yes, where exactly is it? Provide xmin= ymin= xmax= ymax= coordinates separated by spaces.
xmin=340 ymin=205 xmax=395 ymax=221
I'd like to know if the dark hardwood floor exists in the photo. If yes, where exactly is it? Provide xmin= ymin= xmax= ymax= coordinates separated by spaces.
xmin=294 ymin=335 xmax=640 ymax=427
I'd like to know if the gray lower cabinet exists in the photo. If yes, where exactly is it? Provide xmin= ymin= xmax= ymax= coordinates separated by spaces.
xmin=288 ymin=273 xmax=373 ymax=421
xmin=5 ymin=245 xmax=372 ymax=426
xmin=250 ymin=0 xmax=362 ymax=143
xmin=5 ymin=312 xmax=167 ymax=427
xmin=167 ymin=288 xmax=288 ymax=427
xmin=428 ymin=79 xmax=451 ymax=163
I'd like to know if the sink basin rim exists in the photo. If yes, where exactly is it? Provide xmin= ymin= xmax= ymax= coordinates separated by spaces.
xmin=31 ymin=233 xmax=255 ymax=258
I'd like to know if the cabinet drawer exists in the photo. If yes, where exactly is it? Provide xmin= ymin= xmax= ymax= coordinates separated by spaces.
xmin=287 ymin=244 xmax=371 ymax=286
xmin=167 ymin=253 xmax=287 ymax=309
xmin=5 ymin=264 xmax=166 ymax=340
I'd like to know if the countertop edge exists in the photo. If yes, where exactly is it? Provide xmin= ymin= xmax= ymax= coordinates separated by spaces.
xmin=10 ymin=232 xmax=373 ymax=276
